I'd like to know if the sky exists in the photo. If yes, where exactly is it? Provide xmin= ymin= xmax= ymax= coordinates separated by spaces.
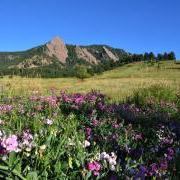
xmin=0 ymin=0 xmax=179 ymax=59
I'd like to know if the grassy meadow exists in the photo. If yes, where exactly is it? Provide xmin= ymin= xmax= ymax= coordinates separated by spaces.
xmin=0 ymin=61 xmax=180 ymax=179
xmin=0 ymin=61 xmax=179 ymax=101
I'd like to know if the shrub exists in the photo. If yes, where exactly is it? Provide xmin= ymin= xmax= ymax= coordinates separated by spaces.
xmin=74 ymin=64 xmax=91 ymax=80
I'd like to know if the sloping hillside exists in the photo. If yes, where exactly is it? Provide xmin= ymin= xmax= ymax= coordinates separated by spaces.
xmin=0 ymin=37 xmax=129 ymax=77
xmin=0 ymin=61 xmax=179 ymax=101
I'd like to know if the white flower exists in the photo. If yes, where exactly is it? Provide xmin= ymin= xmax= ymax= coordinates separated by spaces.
xmin=100 ymin=152 xmax=110 ymax=160
xmin=0 ymin=130 xmax=3 ymax=137
xmin=110 ymin=165 xmax=116 ymax=171
xmin=100 ymin=152 xmax=117 ymax=170
xmin=108 ymin=158 xmax=117 ymax=166
xmin=40 ymin=144 xmax=46 ymax=150
xmin=26 ymin=147 xmax=32 ymax=152
xmin=68 ymin=138 xmax=75 ymax=146
xmin=45 ymin=119 xmax=53 ymax=125
xmin=95 ymin=153 xmax=101 ymax=161
xmin=2 ymin=155 xmax=7 ymax=161
xmin=110 ymin=152 xmax=117 ymax=159
xmin=84 ymin=140 xmax=90 ymax=148
xmin=0 ymin=119 xmax=4 ymax=125
xmin=26 ymin=152 xmax=31 ymax=157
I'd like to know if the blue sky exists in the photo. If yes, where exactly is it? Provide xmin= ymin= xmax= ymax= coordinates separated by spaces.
xmin=0 ymin=0 xmax=179 ymax=58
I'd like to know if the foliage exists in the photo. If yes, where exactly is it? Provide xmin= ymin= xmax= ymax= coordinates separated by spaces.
xmin=0 ymin=43 xmax=176 ymax=78
xmin=74 ymin=65 xmax=91 ymax=80
xmin=0 ymin=90 xmax=179 ymax=179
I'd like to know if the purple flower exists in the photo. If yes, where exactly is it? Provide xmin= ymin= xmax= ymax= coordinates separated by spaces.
xmin=148 ymin=163 xmax=158 ymax=176
xmin=0 ymin=104 xmax=13 ymax=114
xmin=134 ymin=165 xmax=147 ymax=180
xmin=167 ymin=147 xmax=174 ymax=156
xmin=22 ymin=130 xmax=33 ymax=141
xmin=160 ymin=159 xmax=168 ymax=170
xmin=2 ymin=135 xmax=19 ymax=153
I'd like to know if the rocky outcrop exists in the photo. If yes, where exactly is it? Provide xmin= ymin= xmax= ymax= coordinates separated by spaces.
xmin=103 ymin=46 xmax=119 ymax=61
xmin=12 ymin=55 xmax=53 ymax=69
xmin=75 ymin=46 xmax=98 ymax=64
xmin=1 ymin=36 xmax=128 ymax=72
xmin=46 ymin=37 xmax=68 ymax=63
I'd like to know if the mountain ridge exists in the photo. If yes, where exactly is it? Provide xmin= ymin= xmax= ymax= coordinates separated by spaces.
xmin=0 ymin=36 xmax=128 ymax=69
xmin=0 ymin=36 xmax=175 ymax=78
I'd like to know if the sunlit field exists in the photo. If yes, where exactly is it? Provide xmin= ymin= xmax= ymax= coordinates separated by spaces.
xmin=0 ymin=61 xmax=180 ymax=179
xmin=0 ymin=61 xmax=179 ymax=101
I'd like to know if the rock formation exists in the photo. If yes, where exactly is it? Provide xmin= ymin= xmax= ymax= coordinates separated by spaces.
xmin=75 ymin=46 xmax=98 ymax=64
xmin=103 ymin=46 xmax=119 ymax=61
xmin=46 ymin=37 xmax=68 ymax=63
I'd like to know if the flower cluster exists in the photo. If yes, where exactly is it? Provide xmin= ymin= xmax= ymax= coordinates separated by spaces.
xmin=19 ymin=130 xmax=34 ymax=155
xmin=0 ymin=104 xmax=13 ymax=114
xmin=1 ymin=135 xmax=19 ymax=153
xmin=100 ymin=152 xmax=117 ymax=171
xmin=87 ymin=161 xmax=101 ymax=176
xmin=0 ymin=130 xmax=35 ymax=158
xmin=30 ymin=95 xmax=59 ymax=108
xmin=0 ymin=91 xmax=179 ymax=179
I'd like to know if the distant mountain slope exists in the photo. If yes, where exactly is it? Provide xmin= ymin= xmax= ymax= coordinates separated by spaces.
xmin=0 ymin=37 xmax=176 ymax=78
xmin=0 ymin=37 xmax=129 ymax=77
xmin=0 ymin=37 xmax=128 ymax=68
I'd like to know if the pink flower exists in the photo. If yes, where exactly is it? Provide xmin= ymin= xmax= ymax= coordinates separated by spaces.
xmin=20 ymin=130 xmax=34 ymax=150
xmin=94 ymin=161 xmax=101 ymax=171
xmin=2 ymin=135 xmax=19 ymax=152
xmin=87 ymin=162 xmax=95 ymax=171
xmin=86 ymin=128 xmax=92 ymax=136
xmin=134 ymin=133 xmax=143 ymax=141
xmin=85 ymin=127 xmax=92 ymax=139
xmin=112 ymin=123 xmax=119 ymax=129
xmin=87 ymin=161 xmax=101 ymax=176
xmin=22 ymin=130 xmax=33 ymax=141
xmin=75 ymin=97 xmax=84 ymax=104
xmin=93 ymin=171 xmax=99 ymax=176
xmin=92 ymin=120 xmax=99 ymax=126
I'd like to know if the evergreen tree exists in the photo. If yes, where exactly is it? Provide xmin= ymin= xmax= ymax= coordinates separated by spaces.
xmin=149 ymin=52 xmax=155 ymax=61
xmin=144 ymin=52 xmax=150 ymax=61
xmin=163 ymin=52 xmax=169 ymax=60
xmin=168 ymin=51 xmax=176 ymax=60
xmin=157 ymin=53 xmax=163 ymax=61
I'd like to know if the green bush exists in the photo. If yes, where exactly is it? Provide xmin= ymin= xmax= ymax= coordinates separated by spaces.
xmin=74 ymin=65 xmax=91 ymax=80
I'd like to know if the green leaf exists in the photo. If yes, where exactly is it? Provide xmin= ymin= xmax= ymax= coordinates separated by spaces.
xmin=26 ymin=171 xmax=38 ymax=180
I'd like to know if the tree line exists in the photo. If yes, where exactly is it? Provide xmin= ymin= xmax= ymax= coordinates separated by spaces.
xmin=129 ymin=51 xmax=176 ymax=62
xmin=0 ymin=51 xmax=176 ymax=79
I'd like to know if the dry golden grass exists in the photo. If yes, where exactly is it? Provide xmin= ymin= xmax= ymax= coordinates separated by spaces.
xmin=0 ymin=61 xmax=179 ymax=101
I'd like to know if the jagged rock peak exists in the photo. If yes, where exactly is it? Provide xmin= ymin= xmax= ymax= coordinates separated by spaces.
xmin=75 ymin=46 xmax=98 ymax=64
xmin=103 ymin=46 xmax=119 ymax=61
xmin=46 ymin=36 xmax=68 ymax=63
